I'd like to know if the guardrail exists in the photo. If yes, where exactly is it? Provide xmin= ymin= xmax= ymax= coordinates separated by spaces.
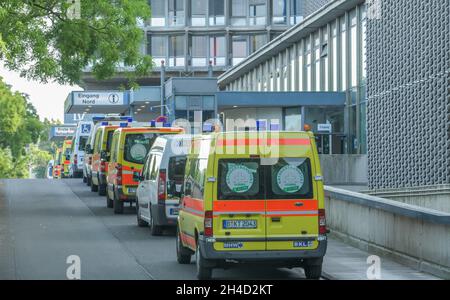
xmin=324 ymin=186 xmax=450 ymax=279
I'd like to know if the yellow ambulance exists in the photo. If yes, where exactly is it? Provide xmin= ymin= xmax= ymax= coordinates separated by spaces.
xmin=61 ymin=139 xmax=73 ymax=178
xmin=106 ymin=125 xmax=183 ymax=214
xmin=176 ymin=130 xmax=328 ymax=279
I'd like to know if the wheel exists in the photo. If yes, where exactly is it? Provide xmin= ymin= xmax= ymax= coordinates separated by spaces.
xmin=196 ymin=242 xmax=212 ymax=280
xmin=106 ymin=191 xmax=113 ymax=208
xmin=98 ymin=182 xmax=106 ymax=196
xmin=136 ymin=199 xmax=148 ymax=227
xmin=304 ymin=264 xmax=322 ymax=280
xmin=113 ymin=193 xmax=124 ymax=214
xmin=91 ymin=181 xmax=98 ymax=192
xmin=176 ymin=227 xmax=192 ymax=264
xmin=149 ymin=208 xmax=163 ymax=236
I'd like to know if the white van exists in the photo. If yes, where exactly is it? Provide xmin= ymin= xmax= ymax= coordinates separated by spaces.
xmin=136 ymin=134 xmax=192 ymax=235
xmin=70 ymin=121 xmax=93 ymax=178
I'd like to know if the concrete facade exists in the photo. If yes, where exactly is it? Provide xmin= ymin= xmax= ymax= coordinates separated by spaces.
xmin=367 ymin=0 xmax=450 ymax=189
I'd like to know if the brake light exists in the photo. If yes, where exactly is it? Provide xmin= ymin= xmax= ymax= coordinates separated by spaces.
xmin=158 ymin=169 xmax=166 ymax=204
xmin=74 ymin=154 xmax=78 ymax=165
xmin=204 ymin=211 xmax=213 ymax=237
xmin=116 ymin=164 xmax=122 ymax=185
xmin=319 ymin=209 xmax=327 ymax=235
xmin=100 ymin=160 xmax=106 ymax=172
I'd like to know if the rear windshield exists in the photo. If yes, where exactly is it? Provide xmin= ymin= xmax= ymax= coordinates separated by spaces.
xmin=217 ymin=158 xmax=313 ymax=200
xmin=218 ymin=159 xmax=264 ymax=200
xmin=124 ymin=133 xmax=157 ymax=164
xmin=106 ymin=130 xmax=115 ymax=152
xmin=167 ymin=156 xmax=187 ymax=198
xmin=78 ymin=136 xmax=88 ymax=151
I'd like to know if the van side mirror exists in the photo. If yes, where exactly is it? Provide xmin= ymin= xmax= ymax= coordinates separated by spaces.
xmin=133 ymin=171 xmax=141 ymax=182
xmin=100 ymin=150 xmax=110 ymax=161
xmin=65 ymin=154 xmax=71 ymax=161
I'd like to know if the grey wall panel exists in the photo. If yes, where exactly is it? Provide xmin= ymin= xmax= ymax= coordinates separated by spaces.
xmin=367 ymin=0 xmax=450 ymax=189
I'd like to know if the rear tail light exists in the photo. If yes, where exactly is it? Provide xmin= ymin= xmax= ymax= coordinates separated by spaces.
xmin=204 ymin=210 xmax=213 ymax=237
xmin=88 ymin=156 xmax=92 ymax=165
xmin=100 ymin=160 xmax=106 ymax=172
xmin=157 ymin=169 xmax=166 ymax=204
xmin=319 ymin=209 xmax=327 ymax=235
xmin=116 ymin=164 xmax=122 ymax=185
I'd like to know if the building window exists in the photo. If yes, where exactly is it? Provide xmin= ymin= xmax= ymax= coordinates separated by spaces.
xmin=284 ymin=107 xmax=302 ymax=131
xmin=209 ymin=0 xmax=225 ymax=26
xmin=332 ymin=21 xmax=338 ymax=91
xmin=150 ymin=35 xmax=167 ymax=67
xmin=361 ymin=4 xmax=367 ymax=82
xmin=273 ymin=0 xmax=287 ymax=25
xmin=305 ymin=40 xmax=311 ymax=92
xmin=150 ymin=0 xmax=165 ymax=26
xmin=249 ymin=0 xmax=266 ymax=26
xmin=232 ymin=36 xmax=248 ymax=66
xmin=250 ymin=34 xmax=267 ymax=53
xmin=169 ymin=35 xmax=185 ymax=67
xmin=340 ymin=15 xmax=347 ymax=91
xmin=191 ymin=36 xmax=207 ymax=67
xmin=314 ymin=33 xmax=320 ymax=91
xmin=192 ymin=0 xmax=207 ymax=26
xmin=298 ymin=42 xmax=303 ymax=91
xmin=290 ymin=0 xmax=303 ymax=25
xmin=322 ymin=27 xmax=329 ymax=91
xmin=231 ymin=0 xmax=247 ymax=26
xmin=210 ymin=36 xmax=226 ymax=66
xmin=350 ymin=9 xmax=357 ymax=88
xmin=168 ymin=0 xmax=185 ymax=26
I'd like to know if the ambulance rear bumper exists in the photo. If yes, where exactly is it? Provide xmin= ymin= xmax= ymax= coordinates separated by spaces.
xmin=199 ymin=238 xmax=327 ymax=262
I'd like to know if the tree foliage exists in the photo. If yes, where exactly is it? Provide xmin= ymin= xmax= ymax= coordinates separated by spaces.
xmin=0 ymin=0 xmax=152 ymax=86
xmin=0 ymin=77 xmax=49 ymax=178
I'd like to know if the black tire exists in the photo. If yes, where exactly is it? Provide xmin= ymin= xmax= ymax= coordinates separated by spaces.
xmin=304 ymin=264 xmax=322 ymax=280
xmin=91 ymin=181 xmax=98 ymax=192
xmin=98 ymin=182 xmax=106 ymax=196
xmin=196 ymin=242 xmax=212 ymax=280
xmin=136 ymin=199 xmax=148 ymax=227
xmin=106 ymin=191 xmax=113 ymax=208
xmin=149 ymin=208 xmax=163 ymax=236
xmin=176 ymin=227 xmax=192 ymax=264
xmin=113 ymin=193 xmax=124 ymax=214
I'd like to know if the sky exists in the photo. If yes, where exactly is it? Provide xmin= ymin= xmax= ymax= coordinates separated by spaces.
xmin=0 ymin=64 xmax=81 ymax=122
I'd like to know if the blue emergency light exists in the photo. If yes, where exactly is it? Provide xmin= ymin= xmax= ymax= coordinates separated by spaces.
xmin=119 ymin=123 xmax=128 ymax=128
xmin=256 ymin=120 xmax=267 ymax=131
xmin=150 ymin=120 xmax=156 ymax=127
xmin=163 ymin=123 xmax=171 ymax=128
xmin=270 ymin=123 xmax=280 ymax=131
xmin=101 ymin=122 xmax=109 ymax=126
xmin=120 ymin=116 xmax=133 ymax=122
xmin=203 ymin=124 xmax=214 ymax=132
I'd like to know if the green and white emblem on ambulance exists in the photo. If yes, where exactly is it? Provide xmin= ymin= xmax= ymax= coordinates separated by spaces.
xmin=226 ymin=164 xmax=254 ymax=193
xmin=276 ymin=165 xmax=304 ymax=193
xmin=130 ymin=143 xmax=147 ymax=161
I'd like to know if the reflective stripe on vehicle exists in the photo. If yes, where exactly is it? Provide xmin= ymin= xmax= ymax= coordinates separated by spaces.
xmin=216 ymin=138 xmax=310 ymax=147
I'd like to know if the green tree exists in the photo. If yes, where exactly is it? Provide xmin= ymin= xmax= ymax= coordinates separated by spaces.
xmin=0 ymin=0 xmax=151 ymax=86
xmin=29 ymin=144 xmax=52 ymax=178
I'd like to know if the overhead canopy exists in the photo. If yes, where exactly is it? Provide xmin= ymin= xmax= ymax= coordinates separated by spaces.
xmin=216 ymin=91 xmax=347 ymax=108
xmin=65 ymin=90 xmax=130 ymax=114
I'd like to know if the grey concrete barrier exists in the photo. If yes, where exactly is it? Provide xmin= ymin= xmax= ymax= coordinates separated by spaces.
xmin=324 ymin=186 xmax=450 ymax=279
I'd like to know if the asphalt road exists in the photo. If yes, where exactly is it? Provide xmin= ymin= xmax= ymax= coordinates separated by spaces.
xmin=0 ymin=179 xmax=310 ymax=280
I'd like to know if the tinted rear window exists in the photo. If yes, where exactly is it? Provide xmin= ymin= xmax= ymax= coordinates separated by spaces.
xmin=106 ymin=130 xmax=115 ymax=152
xmin=78 ymin=136 xmax=88 ymax=151
xmin=124 ymin=133 xmax=157 ymax=164
xmin=267 ymin=158 xmax=313 ymax=199
xmin=167 ymin=156 xmax=187 ymax=198
xmin=218 ymin=159 xmax=263 ymax=200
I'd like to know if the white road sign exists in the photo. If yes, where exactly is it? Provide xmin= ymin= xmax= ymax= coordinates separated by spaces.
xmin=73 ymin=92 xmax=124 ymax=106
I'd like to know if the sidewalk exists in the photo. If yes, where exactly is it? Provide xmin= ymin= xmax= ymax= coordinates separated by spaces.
xmin=323 ymin=237 xmax=439 ymax=280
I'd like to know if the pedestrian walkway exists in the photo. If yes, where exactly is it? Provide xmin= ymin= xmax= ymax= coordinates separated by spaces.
xmin=323 ymin=237 xmax=438 ymax=280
